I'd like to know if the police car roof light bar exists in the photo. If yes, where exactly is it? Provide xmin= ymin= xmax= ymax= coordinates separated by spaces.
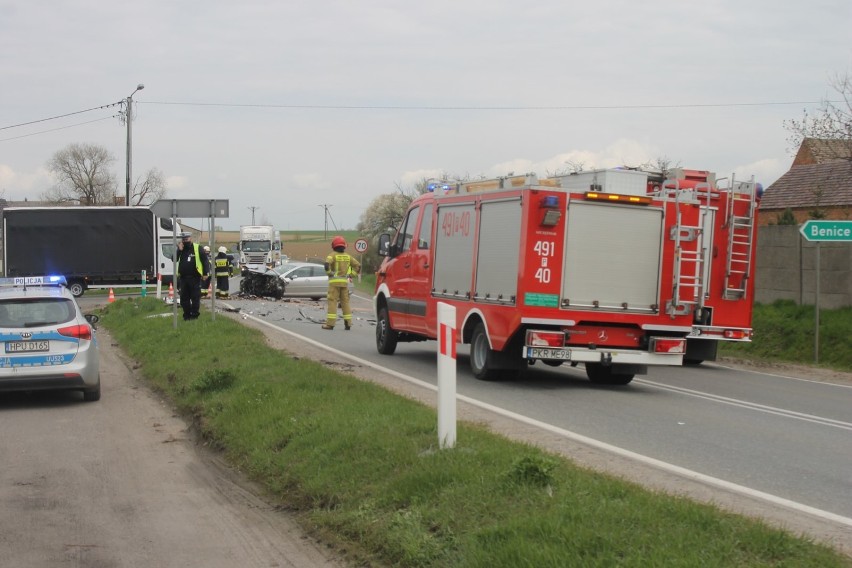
xmin=0 ymin=275 xmax=68 ymax=289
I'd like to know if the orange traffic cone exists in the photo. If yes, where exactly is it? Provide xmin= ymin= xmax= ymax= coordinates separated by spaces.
xmin=108 ymin=288 xmax=115 ymax=303
xmin=168 ymin=282 xmax=174 ymax=301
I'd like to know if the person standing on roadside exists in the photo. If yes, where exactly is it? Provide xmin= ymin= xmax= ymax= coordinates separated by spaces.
xmin=200 ymin=245 xmax=212 ymax=298
xmin=214 ymin=246 xmax=232 ymax=298
xmin=175 ymin=233 xmax=210 ymax=320
xmin=322 ymin=236 xmax=360 ymax=330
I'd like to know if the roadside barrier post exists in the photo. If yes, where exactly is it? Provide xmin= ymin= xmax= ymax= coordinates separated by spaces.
xmin=437 ymin=302 xmax=457 ymax=449
xmin=141 ymin=270 xmax=147 ymax=298
xmin=156 ymin=272 xmax=162 ymax=299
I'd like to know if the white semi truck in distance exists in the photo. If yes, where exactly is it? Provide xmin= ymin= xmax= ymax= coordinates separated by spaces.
xmin=237 ymin=225 xmax=281 ymax=274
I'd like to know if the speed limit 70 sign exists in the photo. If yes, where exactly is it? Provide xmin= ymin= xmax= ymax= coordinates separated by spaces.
xmin=353 ymin=238 xmax=368 ymax=253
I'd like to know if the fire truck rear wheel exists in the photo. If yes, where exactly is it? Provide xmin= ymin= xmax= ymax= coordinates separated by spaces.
xmin=585 ymin=363 xmax=634 ymax=385
xmin=376 ymin=306 xmax=398 ymax=355
xmin=470 ymin=323 xmax=517 ymax=380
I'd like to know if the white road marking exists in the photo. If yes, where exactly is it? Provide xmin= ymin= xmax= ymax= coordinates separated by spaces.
xmin=636 ymin=379 xmax=852 ymax=430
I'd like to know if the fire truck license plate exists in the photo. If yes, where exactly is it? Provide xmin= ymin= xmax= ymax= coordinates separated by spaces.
xmin=527 ymin=347 xmax=571 ymax=360
xmin=6 ymin=341 xmax=50 ymax=353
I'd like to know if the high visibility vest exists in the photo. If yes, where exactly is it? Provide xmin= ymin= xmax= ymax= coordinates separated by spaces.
xmin=178 ymin=243 xmax=205 ymax=277
xmin=325 ymin=252 xmax=356 ymax=285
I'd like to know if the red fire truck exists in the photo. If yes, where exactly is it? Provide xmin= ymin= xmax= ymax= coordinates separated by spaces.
xmin=373 ymin=168 xmax=758 ymax=383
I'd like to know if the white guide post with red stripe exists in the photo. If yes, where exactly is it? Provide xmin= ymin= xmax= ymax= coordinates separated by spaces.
xmin=437 ymin=302 xmax=457 ymax=449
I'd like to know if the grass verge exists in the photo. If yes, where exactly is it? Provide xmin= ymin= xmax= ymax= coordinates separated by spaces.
xmin=720 ymin=300 xmax=852 ymax=372
xmin=100 ymin=297 xmax=850 ymax=567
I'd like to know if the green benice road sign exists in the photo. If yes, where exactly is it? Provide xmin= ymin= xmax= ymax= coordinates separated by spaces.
xmin=799 ymin=220 xmax=852 ymax=242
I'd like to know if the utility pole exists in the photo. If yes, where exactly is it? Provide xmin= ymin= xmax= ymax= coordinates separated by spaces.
xmin=247 ymin=206 xmax=259 ymax=225
xmin=124 ymin=83 xmax=144 ymax=206
xmin=318 ymin=203 xmax=332 ymax=240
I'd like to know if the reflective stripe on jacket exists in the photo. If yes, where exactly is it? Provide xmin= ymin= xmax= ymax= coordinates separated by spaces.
xmin=325 ymin=252 xmax=359 ymax=285
xmin=214 ymin=255 xmax=231 ymax=277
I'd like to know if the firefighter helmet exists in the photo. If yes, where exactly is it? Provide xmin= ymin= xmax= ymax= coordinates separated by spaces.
xmin=203 ymin=245 xmax=211 ymax=253
xmin=218 ymin=246 xmax=227 ymax=254
xmin=331 ymin=236 xmax=347 ymax=249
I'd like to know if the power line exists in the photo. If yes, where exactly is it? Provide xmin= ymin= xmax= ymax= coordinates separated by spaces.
xmin=0 ymin=101 xmax=122 ymax=131
xmin=1 ymin=97 xmax=835 ymax=137
xmin=141 ymin=99 xmax=835 ymax=111
xmin=0 ymin=115 xmax=119 ymax=143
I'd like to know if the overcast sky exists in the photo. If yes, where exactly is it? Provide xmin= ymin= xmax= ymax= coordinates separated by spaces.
xmin=1 ymin=1 xmax=850 ymax=230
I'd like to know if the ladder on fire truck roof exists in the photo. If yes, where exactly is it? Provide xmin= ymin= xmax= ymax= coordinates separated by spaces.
xmin=662 ymin=179 xmax=711 ymax=317
xmin=721 ymin=174 xmax=757 ymax=300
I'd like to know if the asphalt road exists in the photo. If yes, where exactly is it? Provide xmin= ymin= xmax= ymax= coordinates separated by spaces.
xmin=215 ymin=290 xmax=852 ymax=552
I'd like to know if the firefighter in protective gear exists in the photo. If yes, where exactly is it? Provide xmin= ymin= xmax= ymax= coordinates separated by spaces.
xmin=201 ymin=245 xmax=213 ymax=298
xmin=214 ymin=246 xmax=232 ymax=298
xmin=322 ymin=236 xmax=360 ymax=330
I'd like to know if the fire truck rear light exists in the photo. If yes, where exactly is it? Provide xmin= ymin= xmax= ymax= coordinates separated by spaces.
xmin=526 ymin=330 xmax=565 ymax=347
xmin=724 ymin=329 xmax=749 ymax=340
xmin=651 ymin=338 xmax=685 ymax=354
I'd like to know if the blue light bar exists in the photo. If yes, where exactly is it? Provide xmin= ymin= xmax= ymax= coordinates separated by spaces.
xmin=0 ymin=275 xmax=68 ymax=287
xmin=426 ymin=181 xmax=454 ymax=193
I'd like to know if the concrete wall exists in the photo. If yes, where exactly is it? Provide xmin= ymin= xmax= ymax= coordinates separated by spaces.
xmin=755 ymin=225 xmax=852 ymax=308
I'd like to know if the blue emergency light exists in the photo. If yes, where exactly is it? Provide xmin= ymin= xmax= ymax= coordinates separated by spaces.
xmin=0 ymin=275 xmax=67 ymax=287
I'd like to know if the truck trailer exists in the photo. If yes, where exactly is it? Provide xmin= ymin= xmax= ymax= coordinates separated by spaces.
xmin=1 ymin=207 xmax=173 ymax=297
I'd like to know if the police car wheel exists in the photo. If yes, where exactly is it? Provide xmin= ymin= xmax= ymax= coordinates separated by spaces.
xmin=83 ymin=378 xmax=102 ymax=402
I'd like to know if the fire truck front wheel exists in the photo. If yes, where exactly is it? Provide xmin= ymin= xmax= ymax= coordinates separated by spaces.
xmin=585 ymin=363 xmax=634 ymax=385
xmin=376 ymin=306 xmax=398 ymax=355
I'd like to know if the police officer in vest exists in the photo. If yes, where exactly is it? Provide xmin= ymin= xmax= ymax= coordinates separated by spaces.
xmin=214 ymin=246 xmax=232 ymax=298
xmin=322 ymin=236 xmax=360 ymax=330
xmin=175 ymin=232 xmax=210 ymax=320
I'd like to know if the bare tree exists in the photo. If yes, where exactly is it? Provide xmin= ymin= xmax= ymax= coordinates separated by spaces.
xmin=638 ymin=156 xmax=681 ymax=178
xmin=131 ymin=167 xmax=167 ymax=206
xmin=785 ymin=71 xmax=852 ymax=161
xmin=44 ymin=143 xmax=118 ymax=205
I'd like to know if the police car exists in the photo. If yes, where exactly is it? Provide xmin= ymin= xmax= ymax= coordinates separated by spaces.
xmin=0 ymin=275 xmax=101 ymax=401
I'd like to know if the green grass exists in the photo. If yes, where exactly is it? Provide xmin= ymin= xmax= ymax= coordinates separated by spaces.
xmin=99 ymin=297 xmax=850 ymax=567
xmin=720 ymin=300 xmax=852 ymax=371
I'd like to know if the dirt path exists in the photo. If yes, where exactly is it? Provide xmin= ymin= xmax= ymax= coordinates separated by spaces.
xmin=0 ymin=328 xmax=346 ymax=568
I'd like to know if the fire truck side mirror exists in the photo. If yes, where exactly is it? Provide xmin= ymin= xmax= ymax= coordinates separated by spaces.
xmin=378 ymin=234 xmax=392 ymax=257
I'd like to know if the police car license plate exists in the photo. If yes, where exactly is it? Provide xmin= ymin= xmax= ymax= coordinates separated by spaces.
xmin=5 ymin=341 xmax=50 ymax=353
xmin=527 ymin=347 xmax=571 ymax=360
